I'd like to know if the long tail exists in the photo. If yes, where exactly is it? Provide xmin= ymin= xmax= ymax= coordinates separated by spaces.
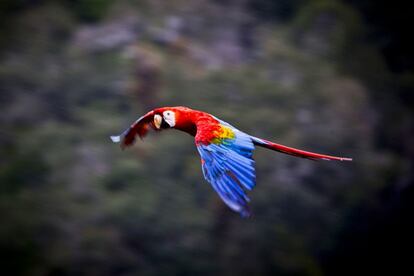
xmin=251 ymin=136 xmax=352 ymax=161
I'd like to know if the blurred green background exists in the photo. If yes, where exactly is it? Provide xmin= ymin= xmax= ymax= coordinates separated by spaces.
xmin=1 ymin=0 xmax=413 ymax=275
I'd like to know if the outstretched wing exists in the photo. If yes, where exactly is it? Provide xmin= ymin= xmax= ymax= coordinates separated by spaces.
xmin=110 ymin=110 xmax=155 ymax=149
xmin=196 ymin=123 xmax=256 ymax=217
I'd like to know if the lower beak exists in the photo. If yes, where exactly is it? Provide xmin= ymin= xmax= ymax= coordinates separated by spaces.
xmin=154 ymin=114 xmax=162 ymax=129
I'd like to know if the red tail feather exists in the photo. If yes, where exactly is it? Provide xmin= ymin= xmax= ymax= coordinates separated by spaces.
xmin=252 ymin=137 xmax=352 ymax=161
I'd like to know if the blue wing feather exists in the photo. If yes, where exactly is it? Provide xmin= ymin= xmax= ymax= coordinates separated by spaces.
xmin=197 ymin=124 xmax=256 ymax=217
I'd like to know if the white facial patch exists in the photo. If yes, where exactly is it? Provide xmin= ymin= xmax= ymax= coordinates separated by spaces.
xmin=163 ymin=110 xmax=176 ymax=127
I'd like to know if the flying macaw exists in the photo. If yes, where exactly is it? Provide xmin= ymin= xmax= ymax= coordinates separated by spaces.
xmin=111 ymin=106 xmax=352 ymax=217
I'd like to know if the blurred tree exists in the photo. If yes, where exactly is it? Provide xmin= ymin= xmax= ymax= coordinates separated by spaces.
xmin=126 ymin=45 xmax=162 ymax=110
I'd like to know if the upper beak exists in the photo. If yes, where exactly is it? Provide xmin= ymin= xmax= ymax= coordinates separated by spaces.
xmin=153 ymin=114 xmax=162 ymax=129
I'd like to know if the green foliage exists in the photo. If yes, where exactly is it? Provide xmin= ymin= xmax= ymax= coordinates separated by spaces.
xmin=70 ymin=0 xmax=113 ymax=22
xmin=292 ymin=0 xmax=364 ymax=57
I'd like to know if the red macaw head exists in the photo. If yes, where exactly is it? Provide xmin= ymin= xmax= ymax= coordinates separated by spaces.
xmin=152 ymin=107 xmax=178 ymax=129
xmin=151 ymin=106 xmax=196 ymax=132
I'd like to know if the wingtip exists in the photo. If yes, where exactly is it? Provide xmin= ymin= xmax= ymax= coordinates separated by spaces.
xmin=240 ymin=208 xmax=252 ymax=218
xmin=110 ymin=135 xmax=121 ymax=143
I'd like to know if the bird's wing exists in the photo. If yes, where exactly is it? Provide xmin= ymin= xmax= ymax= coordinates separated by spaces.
xmin=196 ymin=123 xmax=256 ymax=217
xmin=110 ymin=110 xmax=155 ymax=149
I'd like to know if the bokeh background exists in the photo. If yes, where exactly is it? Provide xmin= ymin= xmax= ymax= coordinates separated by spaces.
xmin=1 ymin=0 xmax=413 ymax=275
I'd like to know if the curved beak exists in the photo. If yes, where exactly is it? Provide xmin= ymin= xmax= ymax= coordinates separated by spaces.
xmin=153 ymin=114 xmax=162 ymax=129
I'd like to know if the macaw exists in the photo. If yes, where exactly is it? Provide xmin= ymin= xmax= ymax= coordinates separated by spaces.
xmin=111 ymin=106 xmax=352 ymax=217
